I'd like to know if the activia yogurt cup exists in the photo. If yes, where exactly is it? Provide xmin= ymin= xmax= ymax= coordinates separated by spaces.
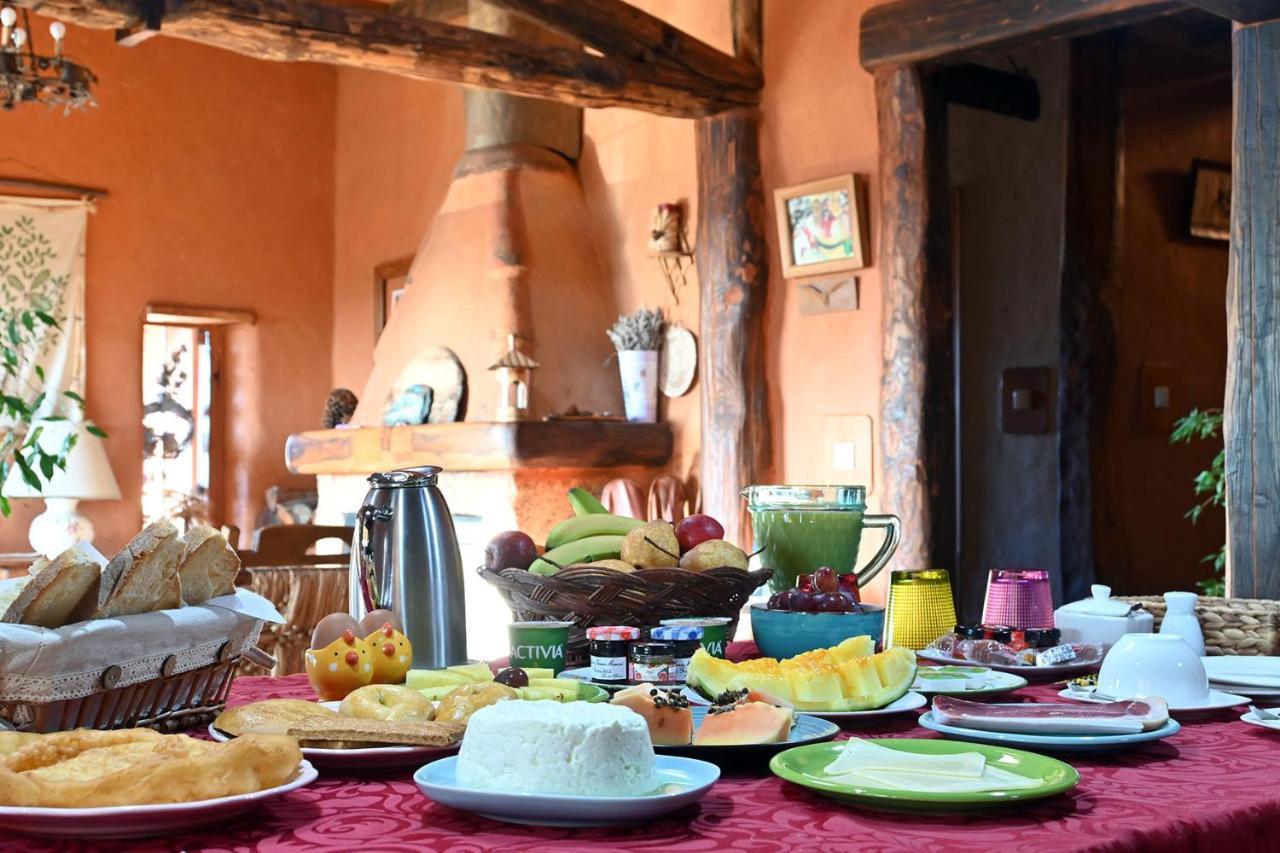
xmin=660 ymin=617 xmax=732 ymax=658
xmin=508 ymin=621 xmax=573 ymax=674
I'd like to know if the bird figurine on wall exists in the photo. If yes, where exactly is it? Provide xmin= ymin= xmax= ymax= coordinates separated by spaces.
xmin=322 ymin=388 xmax=359 ymax=429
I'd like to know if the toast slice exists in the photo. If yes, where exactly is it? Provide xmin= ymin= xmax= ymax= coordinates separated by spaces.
xmin=94 ymin=520 xmax=185 ymax=618
xmin=178 ymin=526 xmax=241 ymax=605
xmin=2 ymin=545 xmax=101 ymax=628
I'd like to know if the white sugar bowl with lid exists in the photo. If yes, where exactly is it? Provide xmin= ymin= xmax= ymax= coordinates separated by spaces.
xmin=1055 ymin=584 xmax=1154 ymax=650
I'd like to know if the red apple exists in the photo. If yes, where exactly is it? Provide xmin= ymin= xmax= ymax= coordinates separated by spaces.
xmin=485 ymin=531 xmax=538 ymax=571
xmin=675 ymin=514 xmax=725 ymax=553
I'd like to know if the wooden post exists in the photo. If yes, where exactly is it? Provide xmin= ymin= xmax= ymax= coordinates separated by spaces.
xmin=1225 ymin=19 xmax=1280 ymax=598
xmin=695 ymin=0 xmax=768 ymax=546
xmin=875 ymin=65 xmax=931 ymax=573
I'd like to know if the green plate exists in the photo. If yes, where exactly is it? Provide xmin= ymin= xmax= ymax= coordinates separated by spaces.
xmin=769 ymin=739 xmax=1079 ymax=812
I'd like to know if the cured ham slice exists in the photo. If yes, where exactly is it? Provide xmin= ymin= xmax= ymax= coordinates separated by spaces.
xmin=932 ymin=696 xmax=1169 ymax=735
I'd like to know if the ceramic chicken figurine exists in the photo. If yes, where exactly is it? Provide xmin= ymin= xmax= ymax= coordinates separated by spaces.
xmin=360 ymin=609 xmax=413 ymax=684
xmin=305 ymin=612 xmax=374 ymax=700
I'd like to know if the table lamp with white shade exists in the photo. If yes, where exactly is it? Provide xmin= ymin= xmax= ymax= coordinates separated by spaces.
xmin=3 ymin=420 xmax=121 ymax=557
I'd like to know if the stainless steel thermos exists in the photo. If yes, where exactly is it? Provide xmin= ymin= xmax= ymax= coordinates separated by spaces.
xmin=349 ymin=466 xmax=468 ymax=668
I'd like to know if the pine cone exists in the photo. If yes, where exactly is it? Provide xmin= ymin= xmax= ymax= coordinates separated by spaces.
xmin=323 ymin=388 xmax=358 ymax=429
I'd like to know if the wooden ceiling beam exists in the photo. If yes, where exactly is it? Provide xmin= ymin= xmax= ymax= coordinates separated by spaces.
xmin=1183 ymin=0 xmax=1280 ymax=23
xmin=23 ymin=0 xmax=758 ymax=117
xmin=859 ymin=0 xmax=1186 ymax=69
xmin=485 ymin=0 xmax=762 ymax=90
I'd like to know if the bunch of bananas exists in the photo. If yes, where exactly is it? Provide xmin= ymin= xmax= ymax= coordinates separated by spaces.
xmin=529 ymin=488 xmax=644 ymax=576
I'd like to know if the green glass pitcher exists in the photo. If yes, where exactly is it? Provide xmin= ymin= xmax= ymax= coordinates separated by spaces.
xmin=742 ymin=485 xmax=902 ymax=594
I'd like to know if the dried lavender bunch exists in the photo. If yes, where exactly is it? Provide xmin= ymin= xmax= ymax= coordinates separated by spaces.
xmin=606 ymin=307 xmax=665 ymax=352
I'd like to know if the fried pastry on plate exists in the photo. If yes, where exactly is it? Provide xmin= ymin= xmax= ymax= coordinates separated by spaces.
xmin=214 ymin=699 xmax=337 ymax=737
xmin=0 ymin=728 xmax=301 ymax=807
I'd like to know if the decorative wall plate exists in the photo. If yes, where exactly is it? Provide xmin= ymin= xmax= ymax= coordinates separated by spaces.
xmin=660 ymin=325 xmax=696 ymax=397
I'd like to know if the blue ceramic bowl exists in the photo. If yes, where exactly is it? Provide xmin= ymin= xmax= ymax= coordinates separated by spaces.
xmin=749 ymin=603 xmax=885 ymax=660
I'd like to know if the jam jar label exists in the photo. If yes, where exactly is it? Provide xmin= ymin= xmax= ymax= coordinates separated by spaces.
xmin=629 ymin=660 xmax=671 ymax=683
xmin=668 ymin=659 xmax=690 ymax=682
xmin=591 ymin=656 xmax=627 ymax=681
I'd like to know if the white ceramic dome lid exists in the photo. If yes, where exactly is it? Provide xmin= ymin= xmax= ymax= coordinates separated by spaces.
xmin=1058 ymin=584 xmax=1145 ymax=618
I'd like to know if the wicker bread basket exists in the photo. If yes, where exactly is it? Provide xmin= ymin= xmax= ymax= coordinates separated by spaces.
xmin=1115 ymin=595 xmax=1280 ymax=656
xmin=479 ymin=565 xmax=772 ymax=668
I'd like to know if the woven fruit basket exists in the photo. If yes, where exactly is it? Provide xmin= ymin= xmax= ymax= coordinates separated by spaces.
xmin=479 ymin=565 xmax=772 ymax=667
xmin=1116 ymin=595 xmax=1280 ymax=656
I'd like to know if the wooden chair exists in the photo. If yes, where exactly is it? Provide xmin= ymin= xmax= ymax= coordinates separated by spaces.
xmin=236 ymin=524 xmax=353 ymax=676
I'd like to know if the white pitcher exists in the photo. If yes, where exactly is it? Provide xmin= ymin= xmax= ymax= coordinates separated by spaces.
xmin=1158 ymin=591 xmax=1205 ymax=656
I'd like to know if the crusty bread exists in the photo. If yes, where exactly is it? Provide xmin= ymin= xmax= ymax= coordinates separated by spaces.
xmin=178 ymin=526 xmax=240 ymax=605
xmin=2 ymin=546 xmax=100 ymax=628
xmin=94 ymin=520 xmax=185 ymax=618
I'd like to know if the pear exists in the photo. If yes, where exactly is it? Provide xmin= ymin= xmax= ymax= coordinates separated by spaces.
xmin=584 ymin=559 xmax=636 ymax=573
xmin=620 ymin=522 xmax=680 ymax=569
xmin=679 ymin=540 xmax=749 ymax=572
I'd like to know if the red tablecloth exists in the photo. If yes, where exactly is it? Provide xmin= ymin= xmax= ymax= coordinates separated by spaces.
xmin=13 ymin=643 xmax=1280 ymax=853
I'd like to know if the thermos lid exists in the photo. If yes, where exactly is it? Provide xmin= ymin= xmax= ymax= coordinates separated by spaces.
xmin=367 ymin=466 xmax=442 ymax=488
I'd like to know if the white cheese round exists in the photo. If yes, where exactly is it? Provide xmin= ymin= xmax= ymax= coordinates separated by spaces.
xmin=456 ymin=700 xmax=656 ymax=796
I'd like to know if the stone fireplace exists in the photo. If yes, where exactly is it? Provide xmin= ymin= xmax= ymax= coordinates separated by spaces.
xmin=286 ymin=1 xmax=674 ymax=659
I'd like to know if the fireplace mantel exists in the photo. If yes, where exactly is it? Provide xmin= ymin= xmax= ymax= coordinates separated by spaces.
xmin=285 ymin=421 xmax=673 ymax=475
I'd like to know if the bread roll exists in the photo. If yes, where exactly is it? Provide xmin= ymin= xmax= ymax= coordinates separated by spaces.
xmin=94 ymin=520 xmax=184 ymax=618
xmin=178 ymin=526 xmax=240 ymax=604
xmin=3 ymin=546 xmax=100 ymax=628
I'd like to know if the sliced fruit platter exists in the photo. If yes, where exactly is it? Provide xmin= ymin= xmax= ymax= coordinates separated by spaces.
xmin=686 ymin=637 xmax=925 ymax=719
xmin=406 ymin=663 xmax=608 ymax=705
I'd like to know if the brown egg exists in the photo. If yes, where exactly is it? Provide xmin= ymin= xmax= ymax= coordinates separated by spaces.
xmin=311 ymin=612 xmax=363 ymax=650
xmin=359 ymin=608 xmax=403 ymax=636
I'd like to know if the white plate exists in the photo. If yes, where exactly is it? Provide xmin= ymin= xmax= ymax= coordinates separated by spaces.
xmin=559 ymin=668 xmax=710 ymax=705
xmin=1057 ymin=687 xmax=1250 ymax=714
xmin=918 ymin=648 xmax=1100 ymax=678
xmin=209 ymin=701 xmax=458 ymax=769
xmin=919 ymin=711 xmax=1181 ymax=754
xmin=911 ymin=666 xmax=1028 ymax=696
xmin=414 ymin=755 xmax=719 ymax=827
xmin=805 ymin=691 xmax=928 ymax=721
xmin=0 ymin=760 xmax=317 ymax=839
xmin=1211 ymin=682 xmax=1280 ymax=699
xmin=1240 ymin=709 xmax=1280 ymax=731
xmin=1202 ymin=657 xmax=1280 ymax=689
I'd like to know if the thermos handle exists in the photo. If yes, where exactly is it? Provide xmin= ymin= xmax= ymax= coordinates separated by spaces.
xmin=355 ymin=504 xmax=393 ymax=612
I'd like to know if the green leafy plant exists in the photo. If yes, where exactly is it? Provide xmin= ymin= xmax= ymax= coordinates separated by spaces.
xmin=1170 ymin=407 xmax=1225 ymax=596
xmin=0 ymin=214 xmax=102 ymax=516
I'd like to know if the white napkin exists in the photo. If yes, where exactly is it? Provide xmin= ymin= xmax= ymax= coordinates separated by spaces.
xmin=822 ymin=740 xmax=1040 ymax=793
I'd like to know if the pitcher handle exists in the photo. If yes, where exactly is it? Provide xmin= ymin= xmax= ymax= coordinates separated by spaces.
xmin=355 ymin=504 xmax=392 ymax=612
xmin=856 ymin=514 xmax=901 ymax=587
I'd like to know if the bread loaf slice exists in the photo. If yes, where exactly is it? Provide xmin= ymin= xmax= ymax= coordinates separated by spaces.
xmin=94 ymin=519 xmax=185 ymax=618
xmin=178 ymin=526 xmax=240 ymax=604
xmin=3 ymin=545 xmax=101 ymax=628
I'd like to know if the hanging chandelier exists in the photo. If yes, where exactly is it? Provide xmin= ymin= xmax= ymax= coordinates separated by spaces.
xmin=0 ymin=7 xmax=95 ymax=113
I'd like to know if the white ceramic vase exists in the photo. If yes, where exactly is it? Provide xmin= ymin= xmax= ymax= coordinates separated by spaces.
xmin=1158 ymin=591 xmax=1206 ymax=656
xmin=617 ymin=349 xmax=659 ymax=422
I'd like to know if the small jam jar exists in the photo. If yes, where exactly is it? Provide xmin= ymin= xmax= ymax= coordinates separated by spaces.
xmin=586 ymin=626 xmax=640 ymax=684
xmin=649 ymin=625 xmax=704 ymax=682
xmin=628 ymin=642 xmax=675 ymax=683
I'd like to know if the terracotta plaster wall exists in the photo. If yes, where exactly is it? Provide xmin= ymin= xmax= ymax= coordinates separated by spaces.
xmin=0 ymin=19 xmax=336 ymax=552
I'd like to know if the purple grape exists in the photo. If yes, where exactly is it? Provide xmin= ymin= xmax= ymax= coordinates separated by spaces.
xmin=790 ymin=590 xmax=817 ymax=612
xmin=814 ymin=592 xmax=850 ymax=613
xmin=767 ymin=590 xmax=793 ymax=610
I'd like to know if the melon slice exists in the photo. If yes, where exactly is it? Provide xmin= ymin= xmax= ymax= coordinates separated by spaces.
xmin=611 ymin=684 xmax=693 ymax=746
xmin=687 ymin=651 xmax=742 ymax=698
xmin=693 ymin=702 xmax=794 ymax=746
xmin=783 ymin=660 xmax=844 ymax=706
xmin=827 ymin=636 xmax=876 ymax=664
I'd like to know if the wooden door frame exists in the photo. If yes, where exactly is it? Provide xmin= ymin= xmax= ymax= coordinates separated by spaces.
xmin=862 ymin=0 xmax=1278 ymax=595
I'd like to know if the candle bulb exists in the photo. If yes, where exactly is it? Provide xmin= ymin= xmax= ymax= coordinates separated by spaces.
xmin=0 ymin=7 xmax=15 ymax=48
xmin=49 ymin=20 xmax=64 ymax=58
xmin=11 ymin=26 xmax=25 ymax=49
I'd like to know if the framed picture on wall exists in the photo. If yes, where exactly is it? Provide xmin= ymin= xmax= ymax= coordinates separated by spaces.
xmin=1189 ymin=159 xmax=1231 ymax=242
xmin=374 ymin=255 xmax=414 ymax=338
xmin=773 ymin=174 xmax=869 ymax=279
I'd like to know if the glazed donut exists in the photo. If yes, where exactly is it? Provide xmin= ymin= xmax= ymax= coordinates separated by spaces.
xmin=339 ymin=684 xmax=435 ymax=723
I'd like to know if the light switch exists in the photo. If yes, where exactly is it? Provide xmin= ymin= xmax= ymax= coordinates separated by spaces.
xmin=821 ymin=414 xmax=874 ymax=491
xmin=1001 ymin=367 xmax=1052 ymax=434
xmin=1139 ymin=362 xmax=1182 ymax=433
xmin=1011 ymin=389 xmax=1032 ymax=412
xmin=832 ymin=441 xmax=856 ymax=472
xmin=1153 ymin=386 xmax=1170 ymax=410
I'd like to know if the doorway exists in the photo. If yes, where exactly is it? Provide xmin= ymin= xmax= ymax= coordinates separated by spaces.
xmin=928 ymin=12 xmax=1232 ymax=620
